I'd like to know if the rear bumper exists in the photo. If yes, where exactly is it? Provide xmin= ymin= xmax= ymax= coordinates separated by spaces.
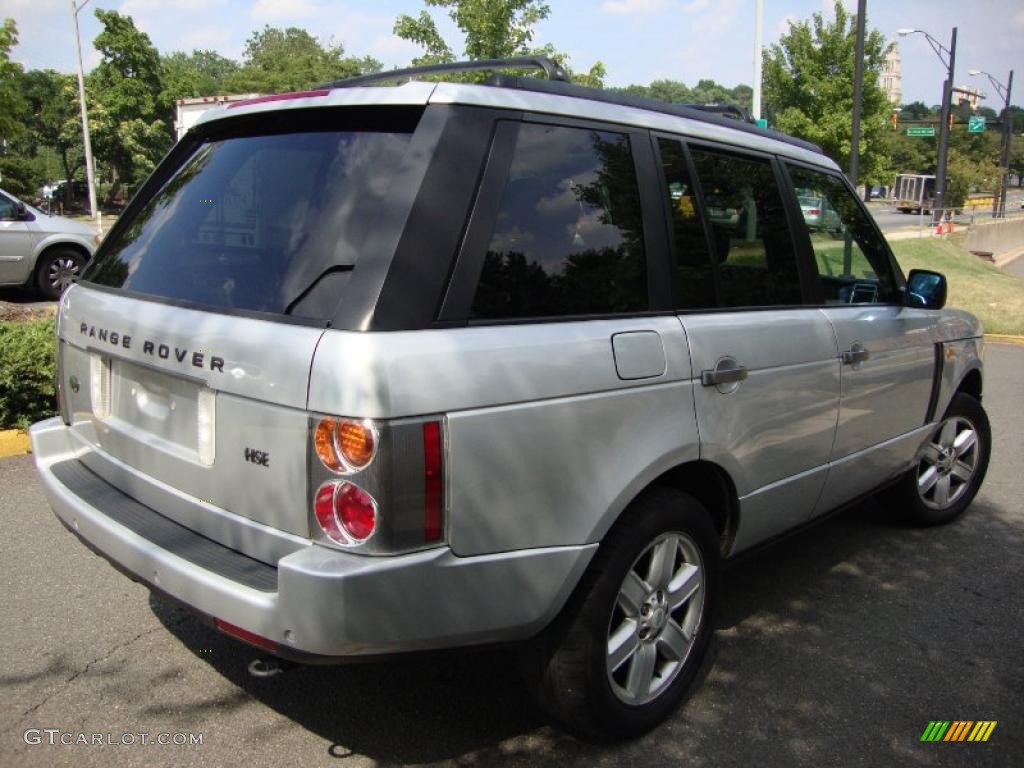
xmin=30 ymin=418 xmax=595 ymax=658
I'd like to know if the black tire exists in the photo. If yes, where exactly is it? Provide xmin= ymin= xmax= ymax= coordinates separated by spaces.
xmin=35 ymin=247 xmax=85 ymax=301
xmin=519 ymin=487 xmax=719 ymax=739
xmin=882 ymin=392 xmax=990 ymax=526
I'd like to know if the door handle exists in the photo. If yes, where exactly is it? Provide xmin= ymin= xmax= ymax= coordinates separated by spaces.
xmin=701 ymin=364 xmax=749 ymax=386
xmin=841 ymin=345 xmax=870 ymax=365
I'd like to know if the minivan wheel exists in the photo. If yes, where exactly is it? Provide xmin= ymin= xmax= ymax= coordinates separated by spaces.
xmin=520 ymin=487 xmax=719 ymax=739
xmin=35 ymin=248 xmax=85 ymax=301
xmin=883 ymin=393 xmax=990 ymax=526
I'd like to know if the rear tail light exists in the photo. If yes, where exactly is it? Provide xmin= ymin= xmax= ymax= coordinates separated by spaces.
xmin=314 ymin=481 xmax=378 ymax=545
xmin=309 ymin=415 xmax=446 ymax=553
xmin=423 ymin=421 xmax=443 ymax=542
xmin=315 ymin=417 xmax=377 ymax=472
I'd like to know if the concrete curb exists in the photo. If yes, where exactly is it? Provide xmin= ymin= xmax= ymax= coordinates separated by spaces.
xmin=0 ymin=429 xmax=30 ymax=459
xmin=986 ymin=334 xmax=1024 ymax=346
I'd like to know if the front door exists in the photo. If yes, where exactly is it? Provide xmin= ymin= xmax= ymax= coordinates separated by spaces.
xmin=783 ymin=164 xmax=938 ymax=513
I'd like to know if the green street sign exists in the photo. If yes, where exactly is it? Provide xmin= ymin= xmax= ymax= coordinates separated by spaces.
xmin=906 ymin=126 xmax=936 ymax=137
xmin=755 ymin=118 xmax=768 ymax=129
xmin=968 ymin=115 xmax=986 ymax=133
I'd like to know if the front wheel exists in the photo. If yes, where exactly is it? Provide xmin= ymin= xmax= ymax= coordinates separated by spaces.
xmin=520 ymin=487 xmax=719 ymax=739
xmin=883 ymin=392 xmax=990 ymax=526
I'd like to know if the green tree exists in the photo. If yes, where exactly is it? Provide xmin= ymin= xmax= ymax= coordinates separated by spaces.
xmin=899 ymin=101 xmax=933 ymax=120
xmin=945 ymin=149 xmax=1001 ymax=207
xmin=17 ymin=69 xmax=84 ymax=203
xmin=0 ymin=18 xmax=26 ymax=145
xmin=620 ymin=79 xmax=752 ymax=111
xmin=394 ymin=0 xmax=604 ymax=86
xmin=227 ymin=26 xmax=379 ymax=93
xmin=161 ymin=50 xmax=239 ymax=101
xmin=89 ymin=9 xmax=170 ymax=203
xmin=763 ymin=1 xmax=891 ymax=185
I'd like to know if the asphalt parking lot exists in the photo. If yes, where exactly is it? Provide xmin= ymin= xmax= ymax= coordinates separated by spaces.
xmin=1 ymin=344 xmax=1022 ymax=768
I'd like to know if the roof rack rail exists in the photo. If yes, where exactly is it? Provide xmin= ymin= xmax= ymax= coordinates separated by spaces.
xmin=680 ymin=103 xmax=753 ymax=123
xmin=323 ymin=56 xmax=569 ymax=89
xmin=482 ymin=75 xmax=822 ymax=154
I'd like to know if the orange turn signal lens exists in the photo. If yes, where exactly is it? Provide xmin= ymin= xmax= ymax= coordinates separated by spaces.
xmin=315 ymin=418 xmax=344 ymax=471
xmin=337 ymin=419 xmax=375 ymax=469
xmin=314 ymin=417 xmax=377 ymax=473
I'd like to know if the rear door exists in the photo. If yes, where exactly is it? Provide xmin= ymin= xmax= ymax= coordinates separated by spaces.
xmin=435 ymin=117 xmax=699 ymax=555
xmin=655 ymin=138 xmax=841 ymax=553
xmin=783 ymin=163 xmax=938 ymax=513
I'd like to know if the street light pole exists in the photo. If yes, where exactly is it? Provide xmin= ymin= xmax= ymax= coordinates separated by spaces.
xmin=899 ymin=27 xmax=957 ymax=224
xmin=1000 ymin=70 xmax=1015 ymax=218
xmin=970 ymin=69 xmax=1014 ymax=217
xmin=71 ymin=0 xmax=100 ymax=235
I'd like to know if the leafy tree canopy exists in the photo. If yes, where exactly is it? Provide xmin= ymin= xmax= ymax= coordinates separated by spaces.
xmin=0 ymin=18 xmax=26 ymax=144
xmin=89 ymin=9 xmax=169 ymax=201
xmin=161 ymin=50 xmax=239 ymax=102
xmin=394 ymin=0 xmax=605 ymax=87
xmin=763 ymin=1 xmax=891 ymax=184
xmin=621 ymin=78 xmax=752 ymax=111
xmin=228 ymin=26 xmax=380 ymax=93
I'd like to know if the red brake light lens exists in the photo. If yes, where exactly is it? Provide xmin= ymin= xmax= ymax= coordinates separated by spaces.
xmin=314 ymin=481 xmax=378 ymax=545
xmin=423 ymin=421 xmax=443 ymax=542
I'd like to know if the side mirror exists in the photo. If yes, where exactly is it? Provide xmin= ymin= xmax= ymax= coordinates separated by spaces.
xmin=905 ymin=269 xmax=947 ymax=309
xmin=14 ymin=202 xmax=29 ymax=220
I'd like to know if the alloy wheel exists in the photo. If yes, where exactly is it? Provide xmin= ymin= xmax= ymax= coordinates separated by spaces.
xmin=606 ymin=532 xmax=705 ymax=706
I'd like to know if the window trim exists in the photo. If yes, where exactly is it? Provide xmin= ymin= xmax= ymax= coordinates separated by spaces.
xmin=438 ymin=115 xmax=659 ymax=325
xmin=779 ymin=159 xmax=905 ymax=307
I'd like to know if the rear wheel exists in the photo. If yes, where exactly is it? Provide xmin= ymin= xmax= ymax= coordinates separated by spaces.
xmin=35 ymin=247 xmax=85 ymax=301
xmin=883 ymin=393 xmax=990 ymax=526
xmin=520 ymin=487 xmax=719 ymax=739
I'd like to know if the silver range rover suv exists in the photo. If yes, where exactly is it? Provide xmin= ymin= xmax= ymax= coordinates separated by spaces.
xmin=30 ymin=58 xmax=990 ymax=738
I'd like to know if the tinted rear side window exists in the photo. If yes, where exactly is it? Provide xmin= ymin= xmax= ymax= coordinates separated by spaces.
xmin=689 ymin=148 xmax=802 ymax=307
xmin=470 ymin=122 xmax=647 ymax=319
xmin=85 ymin=108 xmax=424 ymax=321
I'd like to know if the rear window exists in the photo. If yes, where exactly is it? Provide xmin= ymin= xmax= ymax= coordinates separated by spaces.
xmin=85 ymin=108 xmax=425 ymax=322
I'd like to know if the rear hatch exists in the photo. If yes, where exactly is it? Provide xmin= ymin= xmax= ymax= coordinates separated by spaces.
xmin=61 ymin=102 xmax=435 ymax=555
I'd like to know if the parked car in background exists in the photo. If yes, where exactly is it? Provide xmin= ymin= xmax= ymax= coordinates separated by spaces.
xmin=798 ymin=193 xmax=842 ymax=232
xmin=0 ymin=187 xmax=98 ymax=300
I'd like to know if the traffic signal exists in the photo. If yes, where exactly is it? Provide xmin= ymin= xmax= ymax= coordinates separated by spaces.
xmin=889 ymin=111 xmax=899 ymax=131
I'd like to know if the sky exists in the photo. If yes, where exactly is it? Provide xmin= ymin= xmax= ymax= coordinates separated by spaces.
xmin=3 ymin=0 xmax=1022 ymax=110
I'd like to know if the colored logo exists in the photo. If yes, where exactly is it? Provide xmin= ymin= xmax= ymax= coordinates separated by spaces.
xmin=921 ymin=721 xmax=997 ymax=742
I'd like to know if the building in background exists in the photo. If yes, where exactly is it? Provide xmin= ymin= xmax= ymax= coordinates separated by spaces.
xmin=952 ymin=86 xmax=984 ymax=111
xmin=881 ymin=48 xmax=903 ymax=104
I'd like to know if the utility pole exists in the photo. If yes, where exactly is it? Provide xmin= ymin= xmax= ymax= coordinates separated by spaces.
xmin=71 ymin=0 xmax=101 ymax=234
xmin=848 ymin=0 xmax=867 ymax=196
xmin=933 ymin=28 xmax=957 ymax=225
xmin=997 ymin=71 xmax=1014 ymax=218
xmin=752 ymin=0 xmax=763 ymax=121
